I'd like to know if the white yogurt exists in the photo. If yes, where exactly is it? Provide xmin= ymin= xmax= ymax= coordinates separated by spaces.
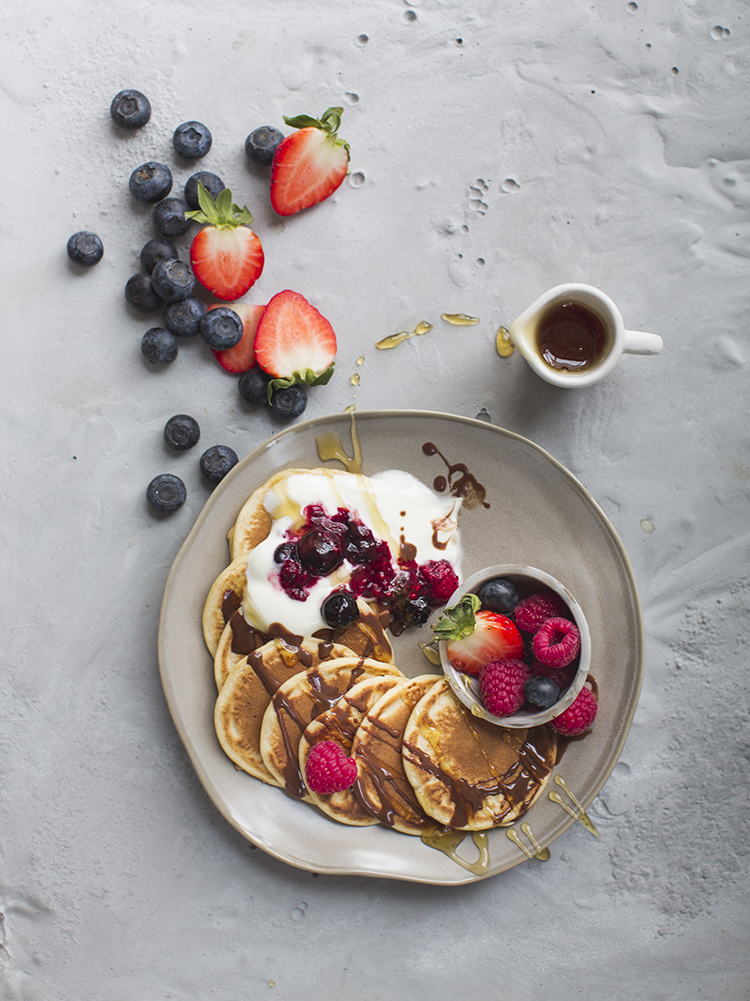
xmin=242 ymin=469 xmax=462 ymax=634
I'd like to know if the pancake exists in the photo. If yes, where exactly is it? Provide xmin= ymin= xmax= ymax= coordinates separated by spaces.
xmin=351 ymin=675 xmax=442 ymax=836
xmin=227 ymin=467 xmax=319 ymax=561
xmin=298 ymin=674 xmax=404 ymax=826
xmin=214 ymin=607 xmax=269 ymax=690
xmin=401 ymin=678 xmax=558 ymax=831
xmin=214 ymin=637 xmax=356 ymax=784
xmin=260 ymin=658 xmax=403 ymax=801
xmin=202 ymin=556 xmax=248 ymax=657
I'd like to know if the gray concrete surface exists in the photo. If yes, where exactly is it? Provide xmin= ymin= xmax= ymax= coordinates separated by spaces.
xmin=2 ymin=0 xmax=748 ymax=997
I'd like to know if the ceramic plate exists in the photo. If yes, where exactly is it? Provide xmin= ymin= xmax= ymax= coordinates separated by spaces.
xmin=158 ymin=410 xmax=643 ymax=885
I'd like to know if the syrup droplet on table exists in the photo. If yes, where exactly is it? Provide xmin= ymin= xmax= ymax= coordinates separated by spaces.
xmin=495 ymin=324 xmax=514 ymax=357
xmin=350 ymin=372 xmax=360 ymax=386
xmin=375 ymin=320 xmax=433 ymax=350
xmin=441 ymin=313 xmax=479 ymax=325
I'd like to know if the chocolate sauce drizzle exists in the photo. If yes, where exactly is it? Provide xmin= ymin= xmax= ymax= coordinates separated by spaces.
xmin=422 ymin=442 xmax=490 ymax=510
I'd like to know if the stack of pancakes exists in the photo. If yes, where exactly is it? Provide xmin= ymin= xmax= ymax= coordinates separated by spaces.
xmin=203 ymin=469 xmax=558 ymax=834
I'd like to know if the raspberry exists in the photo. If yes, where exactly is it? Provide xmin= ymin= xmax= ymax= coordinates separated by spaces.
xmin=550 ymin=685 xmax=598 ymax=736
xmin=479 ymin=659 xmax=531 ymax=716
xmin=514 ymin=592 xmax=567 ymax=633
xmin=532 ymin=617 xmax=580 ymax=668
xmin=304 ymin=741 xmax=358 ymax=794
xmin=420 ymin=560 xmax=459 ymax=604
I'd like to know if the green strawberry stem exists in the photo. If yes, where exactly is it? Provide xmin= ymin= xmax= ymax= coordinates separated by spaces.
xmin=430 ymin=593 xmax=481 ymax=643
xmin=266 ymin=364 xmax=335 ymax=401
xmin=282 ymin=106 xmax=351 ymax=157
xmin=184 ymin=183 xmax=255 ymax=229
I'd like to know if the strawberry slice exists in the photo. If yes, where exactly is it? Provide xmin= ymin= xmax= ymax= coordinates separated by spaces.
xmin=270 ymin=107 xmax=350 ymax=216
xmin=253 ymin=290 xmax=336 ymax=396
xmin=209 ymin=303 xmax=265 ymax=373
xmin=432 ymin=595 xmax=524 ymax=677
xmin=186 ymin=183 xmax=264 ymax=301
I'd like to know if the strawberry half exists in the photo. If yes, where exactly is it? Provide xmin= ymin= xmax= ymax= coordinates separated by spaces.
xmin=253 ymin=290 xmax=337 ymax=397
xmin=209 ymin=303 xmax=265 ymax=373
xmin=186 ymin=183 xmax=264 ymax=301
xmin=431 ymin=594 xmax=524 ymax=677
xmin=270 ymin=107 xmax=350 ymax=216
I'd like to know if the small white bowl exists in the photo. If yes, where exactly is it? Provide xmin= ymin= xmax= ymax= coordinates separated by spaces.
xmin=439 ymin=564 xmax=591 ymax=728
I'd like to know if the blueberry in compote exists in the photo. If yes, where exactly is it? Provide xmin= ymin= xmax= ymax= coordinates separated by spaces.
xmin=399 ymin=595 xmax=431 ymax=627
xmin=274 ymin=542 xmax=298 ymax=564
xmin=297 ymin=529 xmax=343 ymax=576
xmin=344 ymin=522 xmax=380 ymax=564
xmin=321 ymin=591 xmax=359 ymax=628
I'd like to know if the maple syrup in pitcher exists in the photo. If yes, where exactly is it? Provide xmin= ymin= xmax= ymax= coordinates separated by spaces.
xmin=535 ymin=300 xmax=610 ymax=372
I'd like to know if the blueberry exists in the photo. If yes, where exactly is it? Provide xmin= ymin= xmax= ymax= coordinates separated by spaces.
xmin=110 ymin=89 xmax=151 ymax=130
xmin=129 ymin=162 xmax=173 ymax=203
xmin=67 ymin=231 xmax=104 ymax=267
xmin=298 ymin=529 xmax=343 ymax=576
xmin=400 ymin=595 xmax=431 ymax=626
xmin=173 ymin=121 xmax=212 ymax=159
xmin=150 ymin=258 xmax=196 ymax=301
xmin=524 ymin=676 xmax=561 ymax=709
xmin=153 ymin=198 xmax=191 ymax=237
xmin=184 ymin=171 xmax=225 ymax=209
xmin=125 ymin=272 xmax=162 ymax=312
xmin=141 ymin=327 xmax=178 ymax=365
xmin=164 ymin=297 xmax=207 ymax=338
xmin=200 ymin=445 xmax=239 ymax=484
xmin=140 ymin=238 xmax=178 ymax=274
xmin=321 ymin=591 xmax=360 ymax=629
xmin=269 ymin=384 xmax=307 ymax=420
xmin=238 ymin=367 xmax=271 ymax=405
xmin=163 ymin=414 xmax=201 ymax=450
xmin=245 ymin=126 xmax=284 ymax=166
xmin=274 ymin=542 xmax=298 ymax=564
xmin=146 ymin=473 xmax=187 ymax=513
xmin=199 ymin=307 xmax=243 ymax=350
xmin=477 ymin=577 xmax=519 ymax=614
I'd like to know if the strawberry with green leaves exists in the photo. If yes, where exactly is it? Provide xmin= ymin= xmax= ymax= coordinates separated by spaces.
xmin=270 ymin=107 xmax=350 ymax=216
xmin=253 ymin=290 xmax=336 ymax=398
xmin=431 ymin=594 xmax=524 ymax=677
xmin=186 ymin=183 xmax=264 ymax=301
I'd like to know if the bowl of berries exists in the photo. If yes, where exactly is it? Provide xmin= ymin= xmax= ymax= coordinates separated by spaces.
xmin=434 ymin=565 xmax=592 ymax=729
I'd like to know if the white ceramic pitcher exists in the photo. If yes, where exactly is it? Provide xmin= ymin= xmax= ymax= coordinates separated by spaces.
xmin=508 ymin=283 xmax=663 ymax=388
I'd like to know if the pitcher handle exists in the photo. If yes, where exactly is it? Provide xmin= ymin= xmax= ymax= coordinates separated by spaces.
xmin=623 ymin=329 xmax=663 ymax=356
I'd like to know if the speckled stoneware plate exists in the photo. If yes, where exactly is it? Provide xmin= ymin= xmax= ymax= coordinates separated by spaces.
xmin=158 ymin=410 xmax=644 ymax=885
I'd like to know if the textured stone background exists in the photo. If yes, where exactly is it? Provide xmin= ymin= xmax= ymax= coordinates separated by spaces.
xmin=1 ymin=0 xmax=748 ymax=997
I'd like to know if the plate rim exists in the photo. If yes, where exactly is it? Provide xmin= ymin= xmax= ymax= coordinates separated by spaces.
xmin=158 ymin=408 xmax=645 ymax=883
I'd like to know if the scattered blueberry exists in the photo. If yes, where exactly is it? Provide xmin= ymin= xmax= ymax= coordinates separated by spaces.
xmin=184 ymin=171 xmax=225 ymax=209
xmin=150 ymin=258 xmax=196 ymax=301
xmin=140 ymin=238 xmax=178 ymax=274
xmin=164 ymin=297 xmax=207 ymax=338
xmin=199 ymin=307 xmax=243 ymax=350
xmin=67 ymin=231 xmax=104 ymax=267
xmin=245 ymin=126 xmax=284 ymax=166
xmin=524 ymin=675 xmax=561 ymax=708
xmin=146 ymin=473 xmax=187 ymax=513
xmin=269 ymin=384 xmax=307 ymax=420
xmin=200 ymin=445 xmax=239 ymax=484
xmin=141 ymin=327 xmax=178 ymax=365
xmin=125 ymin=272 xmax=162 ymax=312
xmin=238 ymin=367 xmax=271 ymax=405
xmin=110 ymin=89 xmax=151 ymax=130
xmin=153 ymin=197 xmax=191 ymax=237
xmin=164 ymin=414 xmax=201 ymax=450
xmin=173 ymin=121 xmax=212 ymax=159
xmin=321 ymin=591 xmax=360 ymax=629
xmin=129 ymin=162 xmax=173 ymax=203
xmin=477 ymin=577 xmax=519 ymax=614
